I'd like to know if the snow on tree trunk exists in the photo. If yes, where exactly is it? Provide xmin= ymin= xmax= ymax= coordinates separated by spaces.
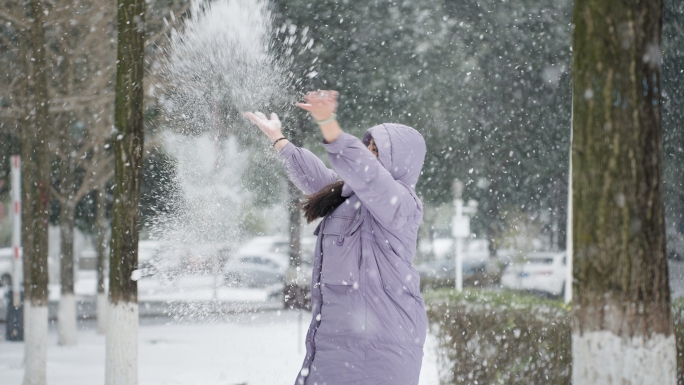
xmin=105 ymin=0 xmax=145 ymax=382
xmin=23 ymin=302 xmax=48 ymax=385
xmin=571 ymin=1 xmax=675 ymax=384
xmin=57 ymin=293 xmax=78 ymax=345
xmin=573 ymin=331 xmax=675 ymax=383
xmin=105 ymin=301 xmax=139 ymax=385
xmin=58 ymin=211 xmax=77 ymax=345
xmin=21 ymin=0 xmax=51 ymax=384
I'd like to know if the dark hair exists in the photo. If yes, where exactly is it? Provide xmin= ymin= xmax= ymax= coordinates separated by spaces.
xmin=301 ymin=180 xmax=346 ymax=223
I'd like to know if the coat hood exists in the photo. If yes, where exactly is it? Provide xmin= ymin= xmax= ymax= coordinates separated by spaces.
xmin=362 ymin=123 xmax=426 ymax=189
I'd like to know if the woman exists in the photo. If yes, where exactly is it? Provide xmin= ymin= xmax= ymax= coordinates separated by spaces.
xmin=245 ymin=90 xmax=427 ymax=385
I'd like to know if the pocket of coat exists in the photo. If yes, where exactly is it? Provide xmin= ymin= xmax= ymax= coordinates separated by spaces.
xmin=321 ymin=216 xmax=360 ymax=285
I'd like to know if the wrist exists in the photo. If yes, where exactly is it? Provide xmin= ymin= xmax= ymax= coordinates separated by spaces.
xmin=268 ymin=133 xmax=284 ymax=143
xmin=273 ymin=137 xmax=289 ymax=151
xmin=317 ymin=119 xmax=341 ymax=143
xmin=272 ymin=136 xmax=288 ymax=146
xmin=315 ymin=113 xmax=337 ymax=125
xmin=311 ymin=111 xmax=335 ymax=121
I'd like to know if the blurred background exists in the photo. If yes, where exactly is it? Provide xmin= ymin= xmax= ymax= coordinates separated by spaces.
xmin=0 ymin=0 xmax=682 ymax=384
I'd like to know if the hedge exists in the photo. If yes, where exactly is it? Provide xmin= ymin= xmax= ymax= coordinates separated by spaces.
xmin=425 ymin=289 xmax=684 ymax=385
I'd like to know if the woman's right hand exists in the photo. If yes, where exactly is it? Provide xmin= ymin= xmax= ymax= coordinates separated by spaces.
xmin=244 ymin=111 xmax=284 ymax=144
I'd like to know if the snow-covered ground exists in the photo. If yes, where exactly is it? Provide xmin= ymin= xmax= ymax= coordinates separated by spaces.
xmin=0 ymin=310 xmax=439 ymax=385
xmin=47 ymin=271 xmax=277 ymax=303
xmin=0 ymin=272 xmax=283 ymax=322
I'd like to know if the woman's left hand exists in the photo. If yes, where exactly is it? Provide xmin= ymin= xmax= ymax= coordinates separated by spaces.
xmin=296 ymin=90 xmax=338 ymax=121
xmin=244 ymin=111 xmax=283 ymax=142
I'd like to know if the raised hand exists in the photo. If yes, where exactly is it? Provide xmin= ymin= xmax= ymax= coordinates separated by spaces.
xmin=244 ymin=111 xmax=283 ymax=143
xmin=296 ymin=90 xmax=338 ymax=121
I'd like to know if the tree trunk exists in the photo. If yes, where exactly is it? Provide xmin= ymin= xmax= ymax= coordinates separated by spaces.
xmin=58 ymin=208 xmax=77 ymax=345
xmin=53 ymin=67 xmax=77 ymax=346
xmin=283 ymin=113 xmax=306 ymax=309
xmin=483 ymin=181 xmax=502 ymax=284
xmin=425 ymin=215 xmax=436 ymax=261
xmin=551 ymin=179 xmax=567 ymax=252
xmin=286 ymin=113 xmax=307 ymax=269
xmin=21 ymin=1 xmax=51 ymax=384
xmin=571 ymin=1 xmax=674 ymax=383
xmin=95 ymin=187 xmax=109 ymax=334
xmin=483 ymin=180 xmax=501 ymax=259
xmin=288 ymin=179 xmax=303 ymax=269
xmin=284 ymin=179 xmax=307 ymax=309
xmin=105 ymin=0 xmax=145 ymax=382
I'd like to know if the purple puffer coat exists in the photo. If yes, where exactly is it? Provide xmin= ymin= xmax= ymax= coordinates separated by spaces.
xmin=279 ymin=123 xmax=427 ymax=385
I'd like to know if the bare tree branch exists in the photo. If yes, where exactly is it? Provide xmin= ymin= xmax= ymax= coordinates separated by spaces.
xmin=49 ymin=184 xmax=67 ymax=205
xmin=54 ymin=149 xmax=68 ymax=163
xmin=0 ymin=107 xmax=25 ymax=118
xmin=72 ymin=18 xmax=115 ymax=56
xmin=0 ymin=10 xmax=30 ymax=29
xmin=0 ymin=33 xmax=16 ymax=49
xmin=7 ymin=72 xmax=22 ymax=90
xmin=74 ymin=156 xmax=114 ymax=201
xmin=48 ymin=95 xmax=113 ymax=113
xmin=51 ymin=95 xmax=111 ymax=104
xmin=73 ymin=140 xmax=101 ymax=167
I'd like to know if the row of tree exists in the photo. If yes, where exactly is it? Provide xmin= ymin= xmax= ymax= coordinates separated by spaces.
xmin=0 ymin=0 xmax=681 ymax=383
xmin=0 ymin=0 xmax=186 ymax=382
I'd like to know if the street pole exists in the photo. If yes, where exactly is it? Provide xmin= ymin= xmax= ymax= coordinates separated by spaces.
xmin=11 ymin=155 xmax=21 ymax=308
xmin=452 ymin=180 xmax=477 ymax=292
xmin=564 ymin=140 xmax=573 ymax=304
xmin=455 ymin=198 xmax=464 ymax=292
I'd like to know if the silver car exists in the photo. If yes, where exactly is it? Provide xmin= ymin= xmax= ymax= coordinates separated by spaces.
xmin=223 ymin=252 xmax=288 ymax=288
xmin=500 ymin=252 xmax=567 ymax=297
xmin=415 ymin=259 xmax=484 ymax=290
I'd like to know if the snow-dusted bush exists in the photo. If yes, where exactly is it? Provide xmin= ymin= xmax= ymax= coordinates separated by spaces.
xmin=427 ymin=290 xmax=684 ymax=384
xmin=426 ymin=289 xmax=572 ymax=385
xmin=419 ymin=271 xmax=490 ymax=292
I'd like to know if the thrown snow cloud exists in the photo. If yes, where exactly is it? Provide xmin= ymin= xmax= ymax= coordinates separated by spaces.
xmin=160 ymin=0 xmax=287 ymax=135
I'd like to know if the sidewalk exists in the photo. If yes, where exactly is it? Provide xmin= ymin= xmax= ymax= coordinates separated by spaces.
xmin=0 ymin=310 xmax=440 ymax=385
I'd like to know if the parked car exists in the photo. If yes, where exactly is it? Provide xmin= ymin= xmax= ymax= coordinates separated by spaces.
xmin=139 ymin=241 xmax=233 ymax=279
xmin=237 ymin=235 xmax=290 ymax=255
xmin=283 ymin=237 xmax=316 ymax=309
xmin=415 ymin=258 xmax=486 ymax=291
xmin=138 ymin=240 xmax=177 ymax=279
xmin=182 ymin=243 xmax=230 ymax=274
xmin=235 ymin=235 xmax=317 ymax=306
xmin=0 ymin=247 xmax=14 ymax=286
xmin=500 ymin=251 xmax=566 ymax=297
xmin=223 ymin=251 xmax=288 ymax=288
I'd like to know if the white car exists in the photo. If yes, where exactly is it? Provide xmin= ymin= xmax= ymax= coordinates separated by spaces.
xmin=501 ymin=252 xmax=566 ymax=297
xmin=237 ymin=235 xmax=316 ymax=282
xmin=237 ymin=235 xmax=318 ymax=307
xmin=0 ymin=247 xmax=14 ymax=286
xmin=223 ymin=251 xmax=288 ymax=288
xmin=237 ymin=235 xmax=290 ymax=255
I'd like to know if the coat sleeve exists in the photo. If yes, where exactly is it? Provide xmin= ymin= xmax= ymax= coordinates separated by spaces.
xmin=278 ymin=141 xmax=339 ymax=195
xmin=322 ymin=132 xmax=419 ymax=229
